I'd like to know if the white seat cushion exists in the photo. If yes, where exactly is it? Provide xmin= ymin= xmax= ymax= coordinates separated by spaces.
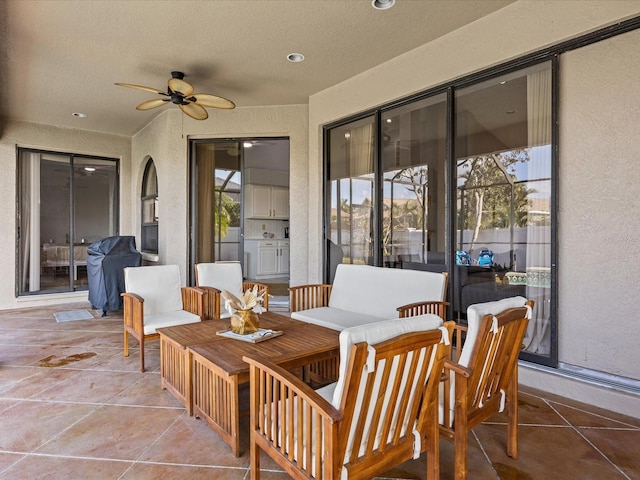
xmin=195 ymin=262 xmax=243 ymax=297
xmin=143 ymin=310 xmax=201 ymax=335
xmin=328 ymin=264 xmax=446 ymax=319
xmin=124 ymin=265 xmax=184 ymax=315
xmin=291 ymin=307 xmax=385 ymax=331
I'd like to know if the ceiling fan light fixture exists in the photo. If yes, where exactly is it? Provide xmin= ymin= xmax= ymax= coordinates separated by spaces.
xmin=372 ymin=0 xmax=395 ymax=10
xmin=116 ymin=71 xmax=235 ymax=121
xmin=287 ymin=53 xmax=305 ymax=63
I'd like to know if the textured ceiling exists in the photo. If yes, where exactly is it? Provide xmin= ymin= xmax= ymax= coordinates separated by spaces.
xmin=0 ymin=0 xmax=515 ymax=136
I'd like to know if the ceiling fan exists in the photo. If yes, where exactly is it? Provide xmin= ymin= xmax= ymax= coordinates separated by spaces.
xmin=115 ymin=71 xmax=235 ymax=120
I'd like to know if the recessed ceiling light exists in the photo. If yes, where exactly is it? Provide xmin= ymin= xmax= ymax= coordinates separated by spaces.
xmin=344 ymin=132 xmax=351 ymax=139
xmin=243 ymin=142 xmax=253 ymax=148
xmin=506 ymin=110 xmax=516 ymax=114
xmin=287 ymin=53 xmax=305 ymax=63
xmin=72 ymin=112 xmax=87 ymax=118
xmin=372 ymin=0 xmax=395 ymax=10
xmin=84 ymin=166 xmax=96 ymax=172
xmin=386 ymin=118 xmax=392 ymax=123
xmin=500 ymin=81 xmax=507 ymax=85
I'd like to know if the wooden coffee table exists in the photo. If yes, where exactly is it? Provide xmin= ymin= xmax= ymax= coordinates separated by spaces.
xmin=158 ymin=312 xmax=340 ymax=456
xmin=158 ymin=312 xmax=302 ymax=415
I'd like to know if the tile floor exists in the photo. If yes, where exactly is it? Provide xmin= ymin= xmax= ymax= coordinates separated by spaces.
xmin=0 ymin=301 xmax=638 ymax=479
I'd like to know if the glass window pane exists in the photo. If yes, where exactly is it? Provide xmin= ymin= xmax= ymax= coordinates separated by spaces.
xmin=327 ymin=116 xmax=375 ymax=272
xmin=141 ymin=159 xmax=158 ymax=254
xmin=381 ymin=93 xmax=447 ymax=268
xmin=195 ymin=142 xmax=242 ymax=263
xmin=455 ymin=61 xmax=552 ymax=357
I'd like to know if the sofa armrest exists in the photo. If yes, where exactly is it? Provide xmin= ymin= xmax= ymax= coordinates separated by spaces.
xmin=199 ymin=286 xmax=222 ymax=320
xmin=181 ymin=286 xmax=206 ymax=319
xmin=289 ymin=284 xmax=332 ymax=313
xmin=243 ymin=281 xmax=270 ymax=311
xmin=397 ymin=301 xmax=449 ymax=319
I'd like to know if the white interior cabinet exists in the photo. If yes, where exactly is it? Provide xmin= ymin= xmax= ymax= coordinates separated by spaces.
xmin=245 ymin=239 xmax=289 ymax=279
xmin=245 ymin=185 xmax=289 ymax=219
xmin=277 ymin=241 xmax=290 ymax=274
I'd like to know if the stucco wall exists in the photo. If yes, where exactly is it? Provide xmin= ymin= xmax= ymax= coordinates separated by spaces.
xmin=558 ymin=29 xmax=640 ymax=379
xmin=0 ymin=120 xmax=131 ymax=309
xmin=130 ymin=105 xmax=308 ymax=286
xmin=307 ymin=1 xmax=640 ymax=416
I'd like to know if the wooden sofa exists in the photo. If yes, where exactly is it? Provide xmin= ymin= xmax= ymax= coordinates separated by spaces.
xmin=290 ymin=264 xmax=448 ymax=330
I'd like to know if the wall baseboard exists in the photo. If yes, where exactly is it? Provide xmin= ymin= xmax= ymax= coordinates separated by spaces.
xmin=519 ymin=360 xmax=640 ymax=419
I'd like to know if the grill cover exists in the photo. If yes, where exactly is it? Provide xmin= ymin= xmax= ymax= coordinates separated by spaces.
xmin=87 ymin=236 xmax=141 ymax=316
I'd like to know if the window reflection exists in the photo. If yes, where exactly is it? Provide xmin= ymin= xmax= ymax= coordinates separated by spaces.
xmin=455 ymin=62 xmax=552 ymax=357
xmin=327 ymin=117 xmax=375 ymax=271
xmin=381 ymin=93 xmax=447 ymax=268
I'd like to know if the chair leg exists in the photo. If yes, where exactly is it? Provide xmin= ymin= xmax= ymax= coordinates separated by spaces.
xmin=250 ymin=434 xmax=260 ymax=480
xmin=454 ymin=426 xmax=468 ymax=480
xmin=139 ymin=336 xmax=145 ymax=373
xmin=425 ymin=411 xmax=440 ymax=480
xmin=123 ymin=330 xmax=129 ymax=357
xmin=506 ymin=373 xmax=519 ymax=459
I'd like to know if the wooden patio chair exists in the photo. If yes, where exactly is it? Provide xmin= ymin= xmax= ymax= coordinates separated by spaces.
xmin=244 ymin=315 xmax=454 ymax=480
xmin=195 ymin=262 xmax=269 ymax=320
xmin=440 ymin=296 xmax=533 ymax=480
xmin=122 ymin=265 xmax=205 ymax=372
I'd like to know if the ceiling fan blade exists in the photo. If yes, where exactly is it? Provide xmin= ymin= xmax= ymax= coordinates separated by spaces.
xmin=168 ymin=78 xmax=194 ymax=96
xmin=180 ymin=102 xmax=208 ymax=120
xmin=136 ymin=98 xmax=169 ymax=111
xmin=115 ymin=83 xmax=166 ymax=95
xmin=192 ymin=93 xmax=236 ymax=110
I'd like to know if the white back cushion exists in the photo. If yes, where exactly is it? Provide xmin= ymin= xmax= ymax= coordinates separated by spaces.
xmin=328 ymin=264 xmax=446 ymax=319
xmin=195 ymin=262 xmax=243 ymax=297
xmin=124 ymin=265 xmax=183 ymax=315
xmin=458 ymin=296 xmax=528 ymax=367
xmin=332 ymin=314 xmax=443 ymax=408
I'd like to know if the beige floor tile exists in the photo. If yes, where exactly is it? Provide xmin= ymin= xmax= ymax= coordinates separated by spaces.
xmin=0 ymin=366 xmax=83 ymax=399
xmin=119 ymin=463 xmax=248 ymax=479
xmin=138 ymin=413 xmax=249 ymax=468
xmin=579 ymin=427 xmax=640 ymax=480
xmin=0 ymin=453 xmax=24 ymax=473
xmin=0 ymin=455 xmax=132 ymax=479
xmin=35 ymin=405 xmax=183 ymax=460
xmin=30 ymin=369 xmax=144 ymax=404
xmin=0 ymin=401 xmax=97 ymax=452
xmin=109 ymin=374 xmax=184 ymax=408
xmin=475 ymin=423 xmax=627 ymax=480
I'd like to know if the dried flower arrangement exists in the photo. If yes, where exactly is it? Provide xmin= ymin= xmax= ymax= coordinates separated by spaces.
xmin=221 ymin=286 xmax=265 ymax=334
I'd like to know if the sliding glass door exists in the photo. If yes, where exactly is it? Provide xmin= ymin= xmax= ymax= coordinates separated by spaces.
xmin=455 ymin=61 xmax=554 ymax=362
xmin=17 ymin=149 xmax=119 ymax=295
xmin=193 ymin=141 xmax=242 ymax=265
xmin=326 ymin=115 xmax=376 ymax=278
xmin=324 ymin=58 xmax=556 ymax=366
xmin=380 ymin=93 xmax=448 ymax=269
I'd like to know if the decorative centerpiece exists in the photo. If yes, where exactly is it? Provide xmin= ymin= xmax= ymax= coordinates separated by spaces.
xmin=221 ymin=286 xmax=265 ymax=335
